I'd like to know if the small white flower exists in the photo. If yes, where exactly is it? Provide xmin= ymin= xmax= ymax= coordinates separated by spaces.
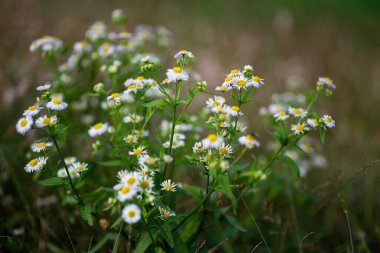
xmin=68 ymin=167 xmax=80 ymax=178
xmin=73 ymin=41 xmax=92 ymax=53
xmin=57 ymin=168 xmax=68 ymax=178
xmin=70 ymin=162 xmax=88 ymax=173
xmin=192 ymin=142 xmax=204 ymax=154
xmin=291 ymin=123 xmax=309 ymax=135
xmin=124 ymin=134 xmax=138 ymax=144
xmin=321 ymin=115 xmax=335 ymax=128
xmin=35 ymin=115 xmax=58 ymax=128
xmin=138 ymin=155 xmax=156 ymax=167
xmin=166 ymin=66 xmax=189 ymax=83
xmin=163 ymin=155 xmax=173 ymax=163
xmin=219 ymin=143 xmax=233 ymax=157
xmin=122 ymin=204 xmax=141 ymax=224
xmin=88 ymin=122 xmax=109 ymax=137
xmin=114 ymin=183 xmax=138 ymax=202
xmin=23 ymin=105 xmax=42 ymax=117
xmin=307 ymin=118 xmax=319 ymax=128
xmin=16 ymin=116 xmax=33 ymax=135
xmin=46 ymin=96 xmax=68 ymax=111
xmin=123 ymin=114 xmax=143 ymax=124
xmin=31 ymin=142 xmax=53 ymax=153
xmin=318 ymin=77 xmax=336 ymax=89
xmin=215 ymin=85 xmax=232 ymax=92
xmin=25 ymin=157 xmax=48 ymax=173
xmin=239 ymin=134 xmax=260 ymax=149
xmin=124 ymin=83 xmax=144 ymax=94
xmin=174 ymin=50 xmax=194 ymax=60
xmin=64 ymin=156 xmax=77 ymax=165
xmin=269 ymin=104 xmax=285 ymax=115
xmin=36 ymin=83 xmax=51 ymax=91
xmin=233 ymin=76 xmax=254 ymax=90
xmin=161 ymin=179 xmax=177 ymax=192
xmin=274 ymin=111 xmax=289 ymax=121
xmin=226 ymin=105 xmax=243 ymax=117
xmin=288 ymin=107 xmax=307 ymax=118
xmin=129 ymin=147 xmax=147 ymax=157
xmin=158 ymin=206 xmax=175 ymax=220
xmin=202 ymin=134 xmax=224 ymax=149
xmin=98 ymin=42 xmax=115 ymax=58
xmin=206 ymin=96 xmax=226 ymax=109
xmin=138 ymin=176 xmax=154 ymax=192
xmin=163 ymin=139 xmax=185 ymax=149
xmin=251 ymin=76 xmax=264 ymax=87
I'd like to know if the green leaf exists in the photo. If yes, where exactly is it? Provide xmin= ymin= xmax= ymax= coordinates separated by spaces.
xmin=225 ymin=215 xmax=247 ymax=232
xmin=142 ymin=99 xmax=169 ymax=108
xmin=281 ymin=156 xmax=300 ymax=179
xmin=110 ymin=217 xmax=123 ymax=229
xmin=182 ymin=184 xmax=203 ymax=201
xmin=135 ymin=230 xmax=158 ymax=253
xmin=320 ymin=127 xmax=325 ymax=144
xmin=38 ymin=177 xmax=69 ymax=186
xmin=216 ymin=175 xmax=237 ymax=214
xmin=161 ymin=225 xmax=174 ymax=248
xmin=79 ymin=204 xmax=94 ymax=226
xmin=180 ymin=214 xmax=202 ymax=243
xmin=173 ymin=237 xmax=190 ymax=253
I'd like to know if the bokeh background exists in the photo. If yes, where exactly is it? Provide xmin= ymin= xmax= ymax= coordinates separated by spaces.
xmin=1 ymin=0 xmax=380 ymax=252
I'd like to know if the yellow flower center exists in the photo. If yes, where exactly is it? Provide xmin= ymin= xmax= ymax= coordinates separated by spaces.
xmin=35 ymin=143 xmax=47 ymax=149
xmin=151 ymin=82 xmax=156 ymax=87
xmin=28 ymin=105 xmax=36 ymax=111
xmin=237 ymin=80 xmax=246 ymax=87
xmin=128 ymin=210 xmax=136 ymax=218
xmin=93 ymin=123 xmax=103 ymax=130
xmin=213 ymin=101 xmax=220 ymax=106
xmin=20 ymin=119 xmax=28 ymax=127
xmin=127 ymin=136 xmax=134 ymax=142
xmin=218 ymin=86 xmax=227 ymax=91
xmin=246 ymin=135 xmax=255 ymax=141
xmin=165 ymin=185 xmax=173 ymax=191
xmin=252 ymin=76 xmax=261 ymax=82
xmin=76 ymin=166 xmax=83 ymax=171
xmin=140 ymin=180 xmax=149 ymax=189
xmin=128 ymin=84 xmax=136 ymax=90
xmin=230 ymin=69 xmax=239 ymax=74
xmin=231 ymin=106 xmax=240 ymax=112
xmin=296 ymin=125 xmax=304 ymax=131
xmin=293 ymin=108 xmax=301 ymax=115
xmin=205 ymin=154 xmax=212 ymax=161
xmin=136 ymin=76 xmax=144 ymax=81
xmin=323 ymin=77 xmax=332 ymax=83
xmin=179 ymin=50 xmax=188 ymax=53
xmin=42 ymin=117 xmax=51 ymax=125
xmin=224 ymin=76 xmax=233 ymax=82
xmin=145 ymin=157 xmax=154 ymax=164
xmin=207 ymin=134 xmax=217 ymax=142
xmin=173 ymin=67 xmax=182 ymax=73
xmin=325 ymin=117 xmax=332 ymax=123
xmin=127 ymin=177 xmax=136 ymax=185
xmin=29 ymin=159 xmax=38 ymax=167
xmin=52 ymin=98 xmax=62 ymax=105
xmin=121 ymin=186 xmax=130 ymax=194
xmin=111 ymin=93 xmax=120 ymax=98
xmin=278 ymin=112 xmax=286 ymax=117
xmin=133 ymin=149 xmax=142 ymax=156
xmin=220 ymin=147 xmax=228 ymax=154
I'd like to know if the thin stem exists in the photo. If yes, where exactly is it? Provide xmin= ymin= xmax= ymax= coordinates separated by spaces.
xmin=49 ymin=128 xmax=84 ymax=206
xmin=345 ymin=211 xmax=355 ymax=253
xmin=230 ymin=147 xmax=247 ymax=167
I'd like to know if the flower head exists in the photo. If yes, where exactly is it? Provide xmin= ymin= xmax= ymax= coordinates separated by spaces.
xmin=25 ymin=157 xmax=48 ymax=173
xmin=166 ymin=66 xmax=189 ymax=83
xmin=322 ymin=115 xmax=335 ymax=128
xmin=202 ymin=134 xmax=224 ymax=149
xmin=291 ymin=123 xmax=309 ymax=135
xmin=239 ymin=134 xmax=260 ymax=149
xmin=88 ymin=122 xmax=109 ymax=137
xmin=122 ymin=204 xmax=141 ymax=224
xmin=16 ymin=116 xmax=33 ymax=135
xmin=161 ymin=179 xmax=177 ymax=192
xmin=31 ymin=142 xmax=53 ymax=153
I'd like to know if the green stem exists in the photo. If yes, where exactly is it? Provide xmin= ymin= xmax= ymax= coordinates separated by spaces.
xmin=49 ymin=128 xmax=84 ymax=206
xmin=230 ymin=147 xmax=247 ymax=167
xmin=345 ymin=211 xmax=355 ymax=253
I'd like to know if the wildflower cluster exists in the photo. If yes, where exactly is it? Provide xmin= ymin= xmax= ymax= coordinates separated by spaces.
xmin=16 ymin=10 xmax=336 ymax=251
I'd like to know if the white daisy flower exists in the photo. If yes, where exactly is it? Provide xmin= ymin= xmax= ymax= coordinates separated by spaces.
xmin=16 ymin=116 xmax=33 ymax=135
xmin=138 ymin=166 xmax=155 ymax=176
xmin=163 ymin=139 xmax=185 ymax=149
xmin=202 ymin=134 xmax=224 ymax=149
xmin=166 ymin=66 xmax=189 ymax=83
xmin=124 ymin=134 xmax=138 ymax=144
xmin=35 ymin=115 xmax=58 ymax=128
xmin=317 ymin=77 xmax=336 ymax=89
xmin=64 ymin=156 xmax=77 ymax=165
xmin=159 ymin=206 xmax=175 ymax=220
xmin=215 ymin=85 xmax=232 ymax=92
xmin=219 ymin=143 xmax=233 ymax=157
xmin=174 ymin=50 xmax=194 ymax=60
xmin=288 ymin=107 xmax=307 ymax=118
xmin=251 ymin=76 xmax=264 ymax=87
xmin=269 ymin=104 xmax=285 ymax=115
xmin=107 ymin=92 xmax=123 ymax=102
xmin=68 ymin=167 xmax=80 ymax=178
xmin=161 ymin=179 xmax=177 ymax=192
xmin=274 ymin=111 xmax=289 ymax=121
xmin=31 ymin=142 xmax=53 ymax=153
xmin=57 ymin=168 xmax=68 ymax=178
xmin=138 ymin=176 xmax=154 ymax=192
xmin=24 ymin=157 xmax=48 ymax=173
xmin=163 ymin=155 xmax=173 ymax=163
xmin=138 ymin=155 xmax=156 ymax=167
xmin=226 ymin=105 xmax=243 ymax=117
xmin=46 ymin=96 xmax=68 ymax=111
xmin=307 ymin=118 xmax=319 ymax=128
xmin=239 ymin=135 xmax=260 ymax=149
xmin=192 ymin=142 xmax=204 ymax=154
xmin=114 ymin=183 xmax=138 ymax=202
xmin=133 ymin=129 xmax=149 ymax=138
xmin=73 ymin=41 xmax=92 ymax=53
xmin=321 ymin=115 xmax=335 ymax=128
xmin=36 ymin=83 xmax=51 ymax=91
xmin=86 ymin=21 xmax=107 ymax=42
xmin=23 ymin=105 xmax=42 ymax=117
xmin=129 ymin=147 xmax=147 ymax=157
xmin=123 ymin=114 xmax=143 ymax=124
xmin=88 ymin=122 xmax=109 ymax=137
xmin=233 ymin=76 xmax=254 ymax=90
xmin=122 ymin=204 xmax=141 ymax=224
xmin=98 ymin=42 xmax=115 ymax=58
xmin=291 ymin=123 xmax=309 ymax=135
xmin=206 ymin=96 xmax=226 ymax=109
xmin=124 ymin=83 xmax=144 ymax=94
xmin=70 ymin=162 xmax=88 ymax=173
xmin=119 ymin=171 xmax=141 ymax=187
xmin=227 ymin=69 xmax=243 ymax=78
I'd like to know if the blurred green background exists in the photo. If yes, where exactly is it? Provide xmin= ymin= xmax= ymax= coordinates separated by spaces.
xmin=1 ymin=0 xmax=380 ymax=252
